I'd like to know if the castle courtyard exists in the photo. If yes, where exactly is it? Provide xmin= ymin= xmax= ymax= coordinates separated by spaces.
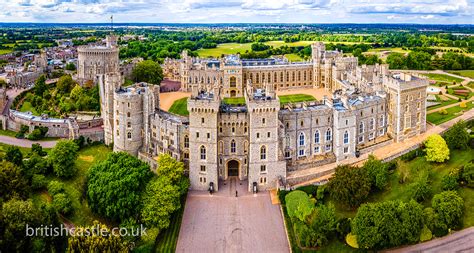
xmin=176 ymin=178 xmax=290 ymax=253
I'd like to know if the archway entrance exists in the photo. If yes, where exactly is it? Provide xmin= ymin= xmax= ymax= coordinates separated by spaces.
xmin=230 ymin=90 xmax=237 ymax=97
xmin=227 ymin=160 xmax=239 ymax=177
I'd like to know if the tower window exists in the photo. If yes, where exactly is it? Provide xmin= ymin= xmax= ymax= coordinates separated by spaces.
xmin=127 ymin=132 xmax=132 ymax=139
xmin=231 ymin=140 xmax=236 ymax=153
xmin=260 ymin=146 xmax=266 ymax=160
xmin=200 ymin=146 xmax=206 ymax=160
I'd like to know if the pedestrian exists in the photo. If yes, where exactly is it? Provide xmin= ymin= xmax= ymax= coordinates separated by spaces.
xmin=235 ymin=190 xmax=238 ymax=197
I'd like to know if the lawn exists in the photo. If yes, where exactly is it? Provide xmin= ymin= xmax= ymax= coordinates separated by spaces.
xmin=196 ymin=43 xmax=253 ymax=57
xmin=426 ymin=95 xmax=458 ymax=110
xmin=222 ymin=97 xmax=245 ymax=105
xmin=447 ymin=86 xmax=473 ymax=99
xmin=0 ymin=129 xmax=18 ymax=137
xmin=469 ymin=82 xmax=474 ymax=89
xmin=0 ymin=48 xmax=13 ymax=55
xmin=421 ymin=73 xmax=464 ymax=84
xmin=0 ymin=142 xmax=51 ymax=158
xmin=447 ymin=70 xmax=474 ymax=79
xmin=285 ymin=53 xmax=305 ymax=62
xmin=168 ymin=97 xmax=189 ymax=116
xmin=20 ymin=101 xmax=40 ymax=115
xmin=278 ymin=94 xmax=317 ymax=105
xmin=427 ymin=101 xmax=474 ymax=125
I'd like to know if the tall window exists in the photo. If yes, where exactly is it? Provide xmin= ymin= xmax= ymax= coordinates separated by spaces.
xmin=326 ymin=129 xmax=332 ymax=141
xmin=260 ymin=146 xmax=266 ymax=160
xmin=299 ymin=132 xmax=305 ymax=146
xmin=359 ymin=122 xmax=364 ymax=134
xmin=314 ymin=130 xmax=320 ymax=144
xmin=379 ymin=115 xmax=385 ymax=127
xmin=200 ymin=146 xmax=206 ymax=160
xmin=230 ymin=76 xmax=236 ymax=87
xmin=369 ymin=118 xmax=375 ymax=130
xmin=127 ymin=132 xmax=131 ymax=139
xmin=184 ymin=135 xmax=189 ymax=148
xmin=343 ymin=131 xmax=349 ymax=144
xmin=231 ymin=140 xmax=236 ymax=153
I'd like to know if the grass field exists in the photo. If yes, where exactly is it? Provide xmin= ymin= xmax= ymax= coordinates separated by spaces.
xmin=222 ymin=97 xmax=245 ymax=105
xmin=427 ymin=101 xmax=474 ymax=125
xmin=421 ymin=73 xmax=464 ymax=84
xmin=447 ymin=86 xmax=473 ymax=99
xmin=168 ymin=97 xmax=189 ymax=116
xmin=0 ymin=129 xmax=18 ymax=137
xmin=155 ymin=195 xmax=187 ymax=252
xmin=20 ymin=101 xmax=40 ymax=115
xmin=427 ymin=95 xmax=458 ymax=110
xmin=278 ymin=94 xmax=317 ymax=105
xmin=448 ymin=70 xmax=474 ymax=79
xmin=284 ymin=53 xmax=305 ymax=61
xmin=196 ymin=43 xmax=252 ymax=57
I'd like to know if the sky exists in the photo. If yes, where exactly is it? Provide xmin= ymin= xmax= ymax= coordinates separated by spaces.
xmin=0 ymin=0 xmax=473 ymax=24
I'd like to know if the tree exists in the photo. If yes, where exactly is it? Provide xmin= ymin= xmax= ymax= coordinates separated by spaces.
xmin=5 ymin=146 xmax=23 ymax=167
xmin=131 ymin=60 xmax=163 ymax=85
xmin=0 ymin=161 xmax=29 ymax=200
xmin=70 ymin=84 xmax=84 ymax=101
xmin=308 ymin=204 xmax=338 ymax=247
xmin=48 ymin=140 xmax=79 ymax=178
xmin=444 ymin=120 xmax=470 ymax=150
xmin=87 ymin=152 xmax=153 ymax=221
xmin=47 ymin=180 xmax=66 ymax=195
xmin=140 ymin=177 xmax=181 ymax=230
xmin=424 ymin=134 xmax=450 ymax=163
xmin=52 ymin=193 xmax=73 ymax=215
xmin=1 ymin=199 xmax=38 ymax=252
xmin=156 ymin=154 xmax=189 ymax=193
xmin=67 ymin=221 xmax=131 ymax=252
xmin=328 ymin=165 xmax=371 ymax=208
xmin=23 ymin=153 xmax=50 ymax=176
xmin=31 ymin=143 xmax=47 ymax=156
xmin=409 ymin=172 xmax=432 ymax=202
xmin=461 ymin=162 xmax=474 ymax=187
xmin=362 ymin=155 xmax=388 ymax=191
xmin=432 ymin=191 xmax=464 ymax=230
xmin=352 ymin=200 xmax=424 ymax=249
xmin=56 ymin=75 xmax=75 ymax=94
xmin=65 ymin=62 xmax=76 ymax=71
xmin=34 ymin=75 xmax=47 ymax=97
xmin=285 ymin=190 xmax=315 ymax=222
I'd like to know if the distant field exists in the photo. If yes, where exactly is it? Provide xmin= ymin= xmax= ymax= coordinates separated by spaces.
xmin=0 ymin=48 xmax=13 ymax=55
xmin=278 ymin=94 xmax=316 ymax=105
xmin=448 ymin=70 xmax=474 ymax=79
xmin=196 ymin=43 xmax=252 ymax=57
xmin=264 ymin=40 xmax=316 ymax=47
xmin=421 ymin=73 xmax=464 ymax=83
xmin=168 ymin=97 xmax=189 ymax=116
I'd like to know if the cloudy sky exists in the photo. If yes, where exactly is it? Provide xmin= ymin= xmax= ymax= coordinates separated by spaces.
xmin=0 ymin=0 xmax=473 ymax=24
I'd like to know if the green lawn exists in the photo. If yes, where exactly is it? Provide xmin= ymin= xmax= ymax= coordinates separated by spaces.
xmin=447 ymin=86 xmax=473 ymax=99
xmin=0 ymin=48 xmax=13 ymax=55
xmin=278 ymin=94 xmax=317 ymax=105
xmin=155 ymin=195 xmax=187 ymax=252
xmin=223 ymin=97 xmax=245 ymax=105
xmin=20 ymin=101 xmax=40 ymax=115
xmin=427 ymin=101 xmax=474 ymax=125
xmin=196 ymin=43 xmax=252 ymax=57
xmin=285 ymin=53 xmax=305 ymax=62
xmin=0 ymin=129 xmax=18 ymax=137
xmin=447 ymin=70 xmax=474 ymax=79
xmin=469 ymin=82 xmax=474 ymax=89
xmin=427 ymin=95 xmax=458 ymax=110
xmin=421 ymin=73 xmax=464 ymax=84
xmin=168 ymin=97 xmax=189 ymax=116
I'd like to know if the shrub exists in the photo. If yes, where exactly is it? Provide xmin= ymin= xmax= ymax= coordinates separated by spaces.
xmin=460 ymin=162 xmax=474 ymax=187
xmin=419 ymin=226 xmax=432 ymax=242
xmin=295 ymin=185 xmax=318 ymax=198
xmin=409 ymin=173 xmax=432 ymax=202
xmin=316 ymin=184 xmax=327 ymax=201
xmin=47 ymin=180 xmax=65 ymax=195
xmin=335 ymin=217 xmax=351 ymax=240
xmin=363 ymin=155 xmax=388 ymax=191
xmin=31 ymin=174 xmax=47 ymax=190
xmin=346 ymin=233 xmax=359 ymax=249
xmin=424 ymin=134 xmax=450 ymax=163
xmin=443 ymin=120 xmax=470 ymax=150
xmin=432 ymin=191 xmax=464 ymax=230
xmin=328 ymin=165 xmax=371 ymax=208
xmin=442 ymin=173 xmax=459 ymax=190
xmin=285 ymin=190 xmax=315 ymax=222
xmin=400 ymin=148 xmax=422 ymax=161
xmin=438 ymin=109 xmax=448 ymax=115
xmin=52 ymin=193 xmax=73 ymax=214
xmin=460 ymin=102 xmax=467 ymax=108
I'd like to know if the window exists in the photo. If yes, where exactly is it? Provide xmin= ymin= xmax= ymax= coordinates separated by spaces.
xmin=200 ymin=165 xmax=206 ymax=172
xmin=369 ymin=118 xmax=375 ymax=130
xmin=219 ymin=127 xmax=222 ymax=133
xmin=405 ymin=114 xmax=411 ymax=129
xmin=260 ymin=146 xmax=266 ymax=160
xmin=285 ymin=150 xmax=291 ymax=158
xmin=326 ymin=129 xmax=332 ymax=141
xmin=298 ymin=148 xmax=305 ymax=157
xmin=359 ymin=122 xmax=364 ymax=134
xmin=127 ymin=132 xmax=131 ymax=139
xmin=343 ymin=131 xmax=349 ymax=144
xmin=358 ymin=135 xmax=364 ymax=143
xmin=231 ymin=140 xmax=236 ymax=153
xmin=116 ymin=130 xmax=119 ymax=136
xmin=262 ymin=118 xmax=266 ymax=124
xmin=417 ymin=102 xmax=421 ymax=110
xmin=379 ymin=128 xmax=385 ymax=136
xmin=184 ymin=135 xmax=189 ymax=148
xmin=344 ymin=147 xmax=349 ymax=154
xmin=207 ymin=133 xmax=210 ymax=139
xmin=259 ymin=177 xmax=267 ymax=185
xmin=379 ymin=115 xmax=385 ymax=127
xmin=325 ymin=144 xmax=332 ymax=151
xmin=417 ymin=112 xmax=421 ymax=123
xmin=314 ymin=146 xmax=320 ymax=153
xmin=184 ymin=152 xmax=189 ymax=159
xmin=267 ymin=132 xmax=271 ymax=138
xmin=127 ymin=102 xmax=130 ymax=108
xmin=257 ymin=132 xmax=260 ymax=139
xmin=127 ymin=122 xmax=131 ymax=128
xmin=200 ymin=146 xmax=206 ymax=160
xmin=369 ymin=132 xmax=374 ymax=140
xmin=230 ymin=76 xmax=236 ymax=87
xmin=299 ymin=132 xmax=305 ymax=146
xmin=244 ymin=127 xmax=247 ymax=133
xmin=201 ymin=118 xmax=205 ymax=124
xmin=196 ymin=132 xmax=199 ymax=138
xmin=260 ymin=165 xmax=267 ymax=173
xmin=127 ymin=112 xmax=130 ymax=117
xmin=232 ymin=127 xmax=235 ymax=133
xmin=314 ymin=130 xmax=320 ymax=144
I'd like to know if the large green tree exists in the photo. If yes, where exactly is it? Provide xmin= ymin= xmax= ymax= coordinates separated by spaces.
xmin=48 ymin=140 xmax=79 ymax=178
xmin=424 ymin=134 xmax=450 ymax=163
xmin=285 ymin=190 xmax=315 ymax=222
xmin=56 ymin=75 xmax=75 ymax=94
xmin=0 ymin=161 xmax=29 ymax=200
xmin=444 ymin=120 xmax=470 ymax=150
xmin=432 ymin=191 xmax=464 ymax=230
xmin=5 ymin=146 xmax=23 ymax=167
xmin=362 ymin=155 xmax=388 ymax=191
xmin=1 ymin=199 xmax=38 ymax=252
xmin=67 ymin=222 xmax=131 ymax=252
xmin=34 ymin=75 xmax=47 ymax=97
xmin=87 ymin=152 xmax=153 ymax=221
xmin=131 ymin=60 xmax=164 ymax=85
xmin=328 ymin=165 xmax=371 ymax=208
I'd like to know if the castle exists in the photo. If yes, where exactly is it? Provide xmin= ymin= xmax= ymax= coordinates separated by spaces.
xmin=95 ymin=38 xmax=428 ymax=192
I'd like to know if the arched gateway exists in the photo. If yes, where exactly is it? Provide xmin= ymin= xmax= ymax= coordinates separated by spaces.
xmin=227 ymin=160 xmax=239 ymax=177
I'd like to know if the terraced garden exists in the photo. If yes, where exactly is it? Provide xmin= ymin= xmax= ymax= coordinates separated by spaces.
xmin=427 ymin=101 xmax=474 ymax=125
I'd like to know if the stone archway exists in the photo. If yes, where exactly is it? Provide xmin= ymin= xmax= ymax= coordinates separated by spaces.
xmin=227 ymin=160 xmax=239 ymax=177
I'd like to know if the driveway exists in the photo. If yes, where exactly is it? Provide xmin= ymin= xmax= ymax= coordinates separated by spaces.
xmin=176 ymin=178 xmax=290 ymax=253
xmin=0 ymin=135 xmax=58 ymax=148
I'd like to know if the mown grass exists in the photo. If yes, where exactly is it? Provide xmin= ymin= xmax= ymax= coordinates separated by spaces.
xmin=0 ymin=129 xmax=18 ymax=137
xmin=285 ymin=53 xmax=305 ymax=61
xmin=223 ymin=97 xmax=245 ymax=105
xmin=447 ymin=70 xmax=474 ymax=79
xmin=427 ymin=95 xmax=458 ymax=110
xmin=421 ymin=73 xmax=464 ymax=84
xmin=427 ymin=101 xmax=474 ymax=125
xmin=155 ymin=195 xmax=187 ymax=252
xmin=0 ymin=142 xmax=51 ymax=158
xmin=20 ymin=101 xmax=40 ymax=115
xmin=196 ymin=43 xmax=252 ymax=57
xmin=168 ymin=97 xmax=189 ymax=116
xmin=278 ymin=94 xmax=317 ymax=105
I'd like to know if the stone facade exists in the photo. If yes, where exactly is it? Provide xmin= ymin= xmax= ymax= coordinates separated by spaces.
xmin=100 ymin=42 xmax=428 ymax=192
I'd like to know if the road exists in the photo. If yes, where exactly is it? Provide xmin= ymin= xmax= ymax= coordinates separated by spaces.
xmin=387 ymin=227 xmax=474 ymax=253
xmin=0 ymin=135 xmax=58 ymax=148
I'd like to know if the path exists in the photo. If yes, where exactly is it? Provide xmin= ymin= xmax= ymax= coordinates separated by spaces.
xmin=0 ymin=135 xmax=58 ymax=148
xmin=176 ymin=178 xmax=289 ymax=253
xmin=387 ymin=227 xmax=474 ymax=253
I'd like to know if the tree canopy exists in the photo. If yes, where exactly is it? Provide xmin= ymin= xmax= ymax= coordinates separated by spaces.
xmin=285 ymin=190 xmax=315 ymax=222
xmin=0 ymin=161 xmax=29 ymax=200
xmin=328 ymin=165 xmax=371 ymax=208
xmin=424 ymin=134 xmax=450 ymax=163
xmin=131 ymin=60 xmax=163 ymax=85
xmin=444 ymin=120 xmax=470 ymax=150
xmin=48 ymin=140 xmax=79 ymax=178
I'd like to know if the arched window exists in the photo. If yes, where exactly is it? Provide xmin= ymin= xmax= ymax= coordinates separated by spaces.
xmin=127 ymin=112 xmax=130 ymax=117
xmin=314 ymin=130 xmax=320 ymax=144
xmin=230 ymin=76 xmax=236 ymax=88
xmin=127 ymin=132 xmax=131 ymax=139
xmin=200 ymin=146 xmax=206 ymax=160
xmin=359 ymin=122 xmax=364 ymax=134
xmin=260 ymin=146 xmax=266 ymax=160
xmin=299 ymin=132 xmax=305 ymax=146
xmin=343 ymin=131 xmax=349 ymax=144
xmin=184 ymin=135 xmax=189 ymax=148
xmin=379 ymin=115 xmax=385 ymax=127
xmin=326 ymin=129 xmax=332 ymax=141
xmin=370 ymin=118 xmax=375 ymax=130
xmin=285 ymin=134 xmax=290 ymax=148
xmin=231 ymin=140 xmax=236 ymax=153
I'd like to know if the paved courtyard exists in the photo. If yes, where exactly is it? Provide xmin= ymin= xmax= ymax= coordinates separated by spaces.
xmin=176 ymin=178 xmax=290 ymax=253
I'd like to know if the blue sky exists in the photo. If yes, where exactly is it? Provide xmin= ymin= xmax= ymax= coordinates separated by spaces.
xmin=1 ymin=0 xmax=473 ymax=24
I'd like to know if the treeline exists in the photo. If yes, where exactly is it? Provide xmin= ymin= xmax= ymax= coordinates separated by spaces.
xmin=387 ymin=50 xmax=474 ymax=70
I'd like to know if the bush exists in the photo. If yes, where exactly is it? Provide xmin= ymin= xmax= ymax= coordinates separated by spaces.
xmin=316 ymin=184 xmax=327 ymax=201
xmin=295 ymin=185 xmax=318 ymax=198
xmin=31 ymin=143 xmax=47 ymax=156
xmin=409 ymin=173 xmax=432 ymax=202
xmin=419 ymin=226 xmax=432 ymax=242
xmin=345 ymin=233 xmax=359 ymax=249
xmin=363 ymin=155 xmax=388 ymax=191
xmin=31 ymin=174 xmax=47 ymax=190
xmin=335 ymin=217 xmax=351 ymax=240
xmin=460 ymin=162 xmax=474 ymax=187
xmin=328 ymin=165 xmax=371 ymax=208
xmin=47 ymin=180 xmax=65 ymax=196
xmin=432 ymin=191 xmax=464 ymax=230
xmin=285 ymin=190 xmax=315 ymax=222
xmin=442 ymin=173 xmax=459 ymax=190
xmin=400 ymin=148 xmax=422 ymax=161
xmin=424 ymin=134 xmax=450 ymax=163
xmin=52 ymin=193 xmax=73 ymax=214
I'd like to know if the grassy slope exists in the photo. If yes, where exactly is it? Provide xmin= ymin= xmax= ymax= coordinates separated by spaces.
xmin=168 ymin=97 xmax=189 ymax=116
xmin=20 ymin=101 xmax=40 ymax=115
